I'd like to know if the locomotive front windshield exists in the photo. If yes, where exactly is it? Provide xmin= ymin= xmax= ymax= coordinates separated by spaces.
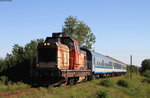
xmin=38 ymin=47 xmax=57 ymax=62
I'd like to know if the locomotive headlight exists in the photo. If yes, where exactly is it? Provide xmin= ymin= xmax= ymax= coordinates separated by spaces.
xmin=44 ymin=43 xmax=47 ymax=46
xmin=47 ymin=43 xmax=50 ymax=45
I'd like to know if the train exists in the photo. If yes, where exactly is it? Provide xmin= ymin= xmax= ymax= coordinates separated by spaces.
xmin=30 ymin=32 xmax=127 ymax=85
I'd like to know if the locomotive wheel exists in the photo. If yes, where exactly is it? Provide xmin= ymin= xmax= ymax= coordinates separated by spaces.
xmin=66 ymin=78 xmax=76 ymax=85
xmin=111 ymin=73 xmax=114 ymax=77
xmin=70 ymin=78 xmax=75 ymax=84
xmin=103 ymin=73 xmax=107 ymax=78
xmin=83 ymin=76 xmax=88 ymax=82
xmin=87 ymin=75 xmax=92 ymax=81
xmin=92 ymin=75 xmax=95 ymax=80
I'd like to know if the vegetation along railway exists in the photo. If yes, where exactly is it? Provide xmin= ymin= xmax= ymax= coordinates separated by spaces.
xmin=30 ymin=32 xmax=127 ymax=85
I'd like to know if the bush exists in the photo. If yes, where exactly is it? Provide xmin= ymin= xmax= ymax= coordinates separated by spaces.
xmin=0 ymin=82 xmax=30 ymax=92
xmin=96 ymin=89 xmax=109 ymax=98
xmin=143 ymin=70 xmax=150 ymax=78
xmin=38 ymin=87 xmax=46 ymax=91
xmin=99 ymin=80 xmax=113 ymax=87
xmin=117 ymin=80 xmax=128 ymax=88
xmin=0 ymin=76 xmax=9 ymax=85
xmin=6 ymin=82 xmax=29 ymax=91
xmin=146 ymin=79 xmax=150 ymax=83
xmin=142 ymin=78 xmax=150 ymax=83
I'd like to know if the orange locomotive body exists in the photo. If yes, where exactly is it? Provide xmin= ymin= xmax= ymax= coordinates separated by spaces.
xmin=68 ymin=40 xmax=87 ymax=70
xmin=31 ymin=33 xmax=91 ymax=84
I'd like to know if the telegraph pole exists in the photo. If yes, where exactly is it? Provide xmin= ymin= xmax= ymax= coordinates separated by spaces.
xmin=130 ymin=55 xmax=132 ymax=78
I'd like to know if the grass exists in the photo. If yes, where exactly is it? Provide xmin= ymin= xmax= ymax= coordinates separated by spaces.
xmin=21 ymin=74 xmax=150 ymax=98
xmin=99 ymin=79 xmax=113 ymax=87
xmin=0 ymin=82 xmax=31 ymax=93
xmin=0 ymin=76 xmax=31 ymax=93
xmin=96 ymin=89 xmax=109 ymax=98
xmin=2 ymin=74 xmax=150 ymax=98
xmin=117 ymin=80 xmax=128 ymax=88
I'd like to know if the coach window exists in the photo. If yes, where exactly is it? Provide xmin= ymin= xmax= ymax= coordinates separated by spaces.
xmin=102 ymin=60 xmax=104 ymax=66
xmin=109 ymin=62 xmax=112 ymax=67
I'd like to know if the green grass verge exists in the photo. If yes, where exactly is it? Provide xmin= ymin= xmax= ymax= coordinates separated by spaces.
xmin=0 ymin=82 xmax=31 ymax=92
xmin=4 ymin=74 xmax=150 ymax=98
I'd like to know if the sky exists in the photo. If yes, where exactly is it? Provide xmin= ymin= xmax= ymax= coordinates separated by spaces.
xmin=0 ymin=0 xmax=150 ymax=66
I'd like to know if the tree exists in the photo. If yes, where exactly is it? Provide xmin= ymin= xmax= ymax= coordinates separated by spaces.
xmin=143 ymin=70 xmax=150 ymax=78
xmin=141 ymin=59 xmax=150 ymax=73
xmin=62 ymin=16 xmax=96 ymax=49
xmin=0 ymin=59 xmax=6 ymax=72
xmin=127 ymin=65 xmax=138 ymax=73
xmin=0 ymin=39 xmax=44 ymax=82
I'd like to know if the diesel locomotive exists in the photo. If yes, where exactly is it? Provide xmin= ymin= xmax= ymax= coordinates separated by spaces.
xmin=30 ymin=32 xmax=127 ymax=85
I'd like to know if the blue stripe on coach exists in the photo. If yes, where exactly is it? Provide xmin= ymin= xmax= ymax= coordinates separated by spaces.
xmin=94 ymin=72 xmax=113 ymax=74
xmin=95 ymin=66 xmax=113 ymax=69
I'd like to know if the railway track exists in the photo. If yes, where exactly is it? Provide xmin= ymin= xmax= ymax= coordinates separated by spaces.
xmin=0 ymin=88 xmax=35 ymax=98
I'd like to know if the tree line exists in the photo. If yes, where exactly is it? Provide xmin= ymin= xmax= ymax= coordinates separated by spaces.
xmin=0 ymin=39 xmax=44 ymax=82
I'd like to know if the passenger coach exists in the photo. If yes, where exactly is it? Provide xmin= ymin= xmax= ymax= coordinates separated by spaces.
xmin=81 ymin=48 xmax=127 ymax=78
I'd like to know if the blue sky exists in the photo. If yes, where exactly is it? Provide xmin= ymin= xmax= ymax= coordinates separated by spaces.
xmin=0 ymin=0 xmax=150 ymax=66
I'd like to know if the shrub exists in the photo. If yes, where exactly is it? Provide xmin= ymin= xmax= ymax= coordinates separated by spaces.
xmin=96 ymin=89 xmax=109 ymax=98
xmin=146 ymin=79 xmax=150 ymax=83
xmin=99 ymin=80 xmax=113 ymax=87
xmin=143 ymin=70 xmax=150 ymax=78
xmin=117 ymin=80 xmax=128 ymax=88
xmin=6 ymin=82 xmax=30 ymax=91
xmin=0 ymin=82 xmax=30 ymax=92
xmin=0 ymin=76 xmax=9 ymax=85
xmin=142 ymin=78 xmax=150 ymax=83
xmin=38 ymin=87 xmax=46 ymax=91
